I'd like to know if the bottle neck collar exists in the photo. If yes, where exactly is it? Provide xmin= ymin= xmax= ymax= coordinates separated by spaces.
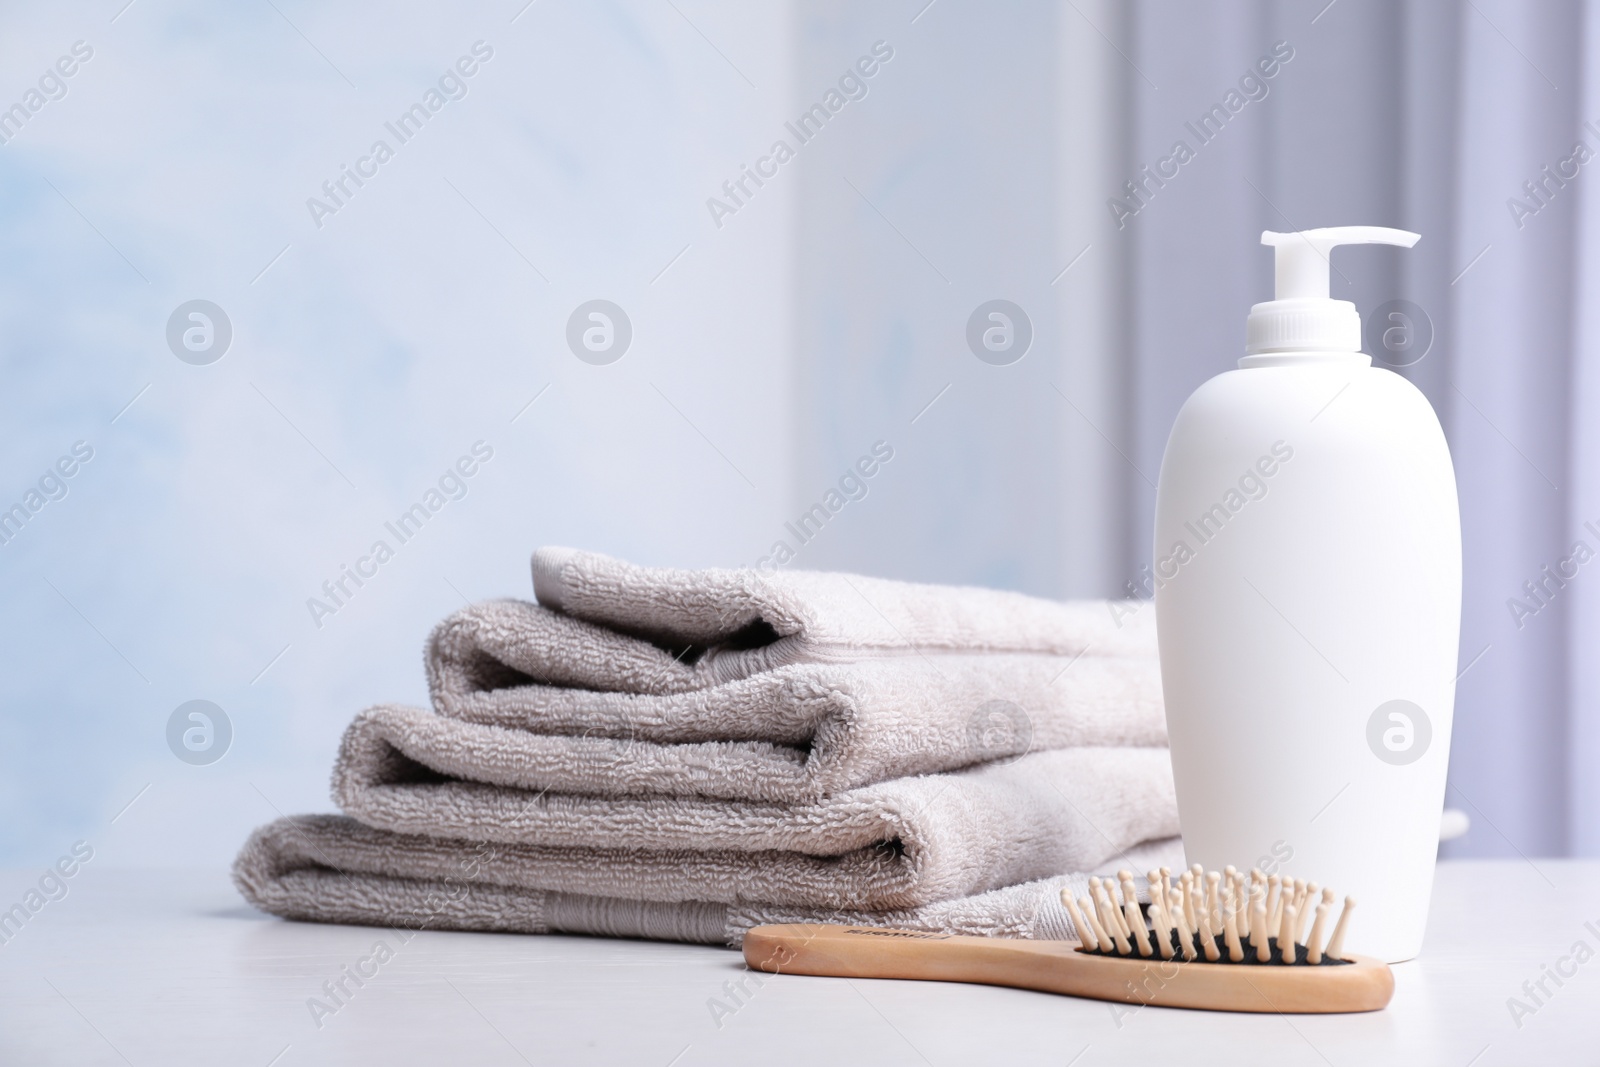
xmin=1237 ymin=351 xmax=1373 ymax=369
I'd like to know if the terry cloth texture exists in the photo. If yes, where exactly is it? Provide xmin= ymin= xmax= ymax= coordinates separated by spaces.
xmin=426 ymin=548 xmax=1164 ymax=802
xmin=235 ymin=546 xmax=1180 ymax=946
xmin=234 ymin=814 xmax=1186 ymax=947
xmin=332 ymin=705 xmax=1179 ymax=911
xmin=525 ymin=546 xmax=1159 ymax=677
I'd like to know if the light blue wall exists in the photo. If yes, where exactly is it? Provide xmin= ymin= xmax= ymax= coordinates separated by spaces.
xmin=0 ymin=0 xmax=800 ymax=867
xmin=786 ymin=2 xmax=1093 ymax=596
xmin=2 ymin=0 xmax=1111 ymax=870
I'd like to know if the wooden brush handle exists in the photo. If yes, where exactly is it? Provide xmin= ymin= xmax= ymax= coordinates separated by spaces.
xmin=743 ymin=924 xmax=1393 ymax=1014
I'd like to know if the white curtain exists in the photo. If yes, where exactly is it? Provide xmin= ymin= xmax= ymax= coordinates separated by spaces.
xmin=1121 ymin=0 xmax=1596 ymax=857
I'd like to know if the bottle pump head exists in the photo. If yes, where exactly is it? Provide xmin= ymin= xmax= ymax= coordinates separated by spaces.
xmin=1244 ymin=226 xmax=1420 ymax=359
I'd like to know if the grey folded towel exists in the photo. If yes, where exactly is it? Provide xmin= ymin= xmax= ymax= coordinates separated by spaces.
xmin=332 ymin=704 xmax=1178 ymax=910
xmin=426 ymin=548 xmax=1164 ymax=801
xmin=525 ymin=546 xmax=1158 ymax=676
xmin=234 ymin=548 xmax=1179 ymax=944
xmin=233 ymin=813 xmax=1187 ymax=946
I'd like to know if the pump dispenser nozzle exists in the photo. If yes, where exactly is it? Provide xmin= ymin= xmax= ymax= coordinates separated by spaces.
xmin=1244 ymin=226 xmax=1420 ymax=361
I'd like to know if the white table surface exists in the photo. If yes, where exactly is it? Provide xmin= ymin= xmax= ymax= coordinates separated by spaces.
xmin=0 ymin=859 xmax=1591 ymax=1065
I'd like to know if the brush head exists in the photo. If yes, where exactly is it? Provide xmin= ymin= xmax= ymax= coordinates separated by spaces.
xmin=1060 ymin=861 xmax=1358 ymax=966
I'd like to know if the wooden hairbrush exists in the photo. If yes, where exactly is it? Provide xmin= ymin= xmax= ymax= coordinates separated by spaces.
xmin=743 ymin=863 xmax=1394 ymax=1013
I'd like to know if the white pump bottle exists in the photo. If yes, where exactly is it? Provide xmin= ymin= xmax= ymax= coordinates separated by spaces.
xmin=1153 ymin=226 xmax=1461 ymax=963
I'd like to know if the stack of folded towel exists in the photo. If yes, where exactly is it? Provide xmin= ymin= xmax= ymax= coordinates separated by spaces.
xmin=234 ymin=547 xmax=1182 ymax=946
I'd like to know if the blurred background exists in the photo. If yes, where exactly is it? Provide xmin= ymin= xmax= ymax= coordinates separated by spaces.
xmin=0 ymin=0 xmax=1594 ymax=870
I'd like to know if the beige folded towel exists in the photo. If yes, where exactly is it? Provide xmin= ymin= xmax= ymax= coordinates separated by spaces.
xmin=524 ymin=546 xmax=1158 ymax=678
xmin=234 ymin=548 xmax=1178 ymax=944
xmin=233 ymin=813 xmax=1186 ymax=946
xmin=332 ymin=704 xmax=1178 ymax=910
xmin=426 ymin=548 xmax=1163 ymax=801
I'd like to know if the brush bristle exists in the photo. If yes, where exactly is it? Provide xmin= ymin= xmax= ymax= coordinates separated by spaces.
xmin=1072 ymin=862 xmax=1356 ymax=966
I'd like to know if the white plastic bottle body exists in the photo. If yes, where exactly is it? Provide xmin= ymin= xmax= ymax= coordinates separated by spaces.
xmin=1153 ymin=360 xmax=1460 ymax=963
